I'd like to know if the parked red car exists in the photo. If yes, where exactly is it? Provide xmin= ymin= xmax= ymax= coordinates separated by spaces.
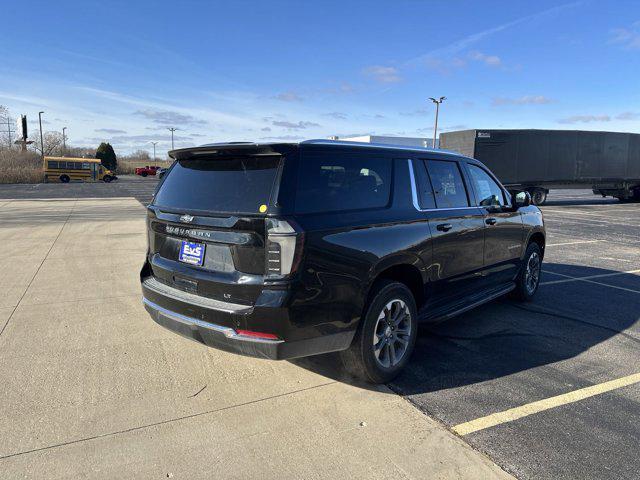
xmin=135 ymin=166 xmax=161 ymax=177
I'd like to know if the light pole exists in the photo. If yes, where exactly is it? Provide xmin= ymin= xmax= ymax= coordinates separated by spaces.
xmin=428 ymin=97 xmax=445 ymax=148
xmin=168 ymin=127 xmax=177 ymax=150
xmin=150 ymin=141 xmax=158 ymax=167
xmin=38 ymin=111 xmax=45 ymax=159
xmin=62 ymin=127 xmax=67 ymax=155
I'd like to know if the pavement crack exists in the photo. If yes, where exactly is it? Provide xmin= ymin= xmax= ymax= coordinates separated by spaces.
xmin=0 ymin=381 xmax=336 ymax=461
xmin=0 ymin=198 xmax=78 ymax=339
xmin=188 ymin=385 xmax=207 ymax=398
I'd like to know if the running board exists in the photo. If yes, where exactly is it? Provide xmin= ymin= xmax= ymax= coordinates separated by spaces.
xmin=419 ymin=283 xmax=515 ymax=323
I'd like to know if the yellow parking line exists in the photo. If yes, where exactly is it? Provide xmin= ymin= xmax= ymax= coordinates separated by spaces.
xmin=453 ymin=373 xmax=640 ymax=436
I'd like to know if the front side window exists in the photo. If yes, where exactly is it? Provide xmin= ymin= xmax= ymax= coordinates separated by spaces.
xmin=467 ymin=164 xmax=506 ymax=207
xmin=425 ymin=160 xmax=469 ymax=208
xmin=296 ymin=154 xmax=392 ymax=214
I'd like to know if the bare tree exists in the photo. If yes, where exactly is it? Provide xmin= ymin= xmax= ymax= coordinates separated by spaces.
xmin=65 ymin=146 xmax=96 ymax=158
xmin=123 ymin=149 xmax=151 ymax=161
xmin=30 ymin=130 xmax=64 ymax=156
xmin=0 ymin=105 xmax=11 ymax=150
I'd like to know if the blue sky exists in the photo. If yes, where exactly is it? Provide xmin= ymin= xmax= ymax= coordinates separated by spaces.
xmin=1 ymin=0 xmax=639 ymax=155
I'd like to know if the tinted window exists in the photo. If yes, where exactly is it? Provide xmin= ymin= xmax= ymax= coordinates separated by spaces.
xmin=413 ymin=160 xmax=436 ymax=209
xmin=153 ymin=156 xmax=281 ymax=214
xmin=296 ymin=154 xmax=392 ymax=214
xmin=48 ymin=161 xmax=58 ymax=169
xmin=425 ymin=160 xmax=469 ymax=208
xmin=468 ymin=164 xmax=505 ymax=206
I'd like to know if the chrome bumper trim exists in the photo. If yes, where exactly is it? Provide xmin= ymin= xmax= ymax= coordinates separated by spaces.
xmin=143 ymin=276 xmax=252 ymax=314
xmin=143 ymin=297 xmax=284 ymax=344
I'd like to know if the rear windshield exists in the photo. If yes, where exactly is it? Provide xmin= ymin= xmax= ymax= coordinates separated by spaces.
xmin=153 ymin=156 xmax=281 ymax=214
xmin=295 ymin=153 xmax=392 ymax=214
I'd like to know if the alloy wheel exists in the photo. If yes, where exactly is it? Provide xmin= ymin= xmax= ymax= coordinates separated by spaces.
xmin=525 ymin=251 xmax=541 ymax=295
xmin=373 ymin=299 xmax=412 ymax=368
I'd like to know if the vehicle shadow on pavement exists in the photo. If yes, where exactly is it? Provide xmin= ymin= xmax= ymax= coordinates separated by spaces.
xmin=293 ymin=264 xmax=639 ymax=393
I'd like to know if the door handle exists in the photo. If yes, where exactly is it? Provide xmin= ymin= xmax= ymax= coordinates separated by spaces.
xmin=436 ymin=223 xmax=453 ymax=232
xmin=485 ymin=217 xmax=497 ymax=225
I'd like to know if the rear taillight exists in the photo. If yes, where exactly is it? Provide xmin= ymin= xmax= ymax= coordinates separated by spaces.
xmin=236 ymin=329 xmax=280 ymax=341
xmin=265 ymin=218 xmax=304 ymax=278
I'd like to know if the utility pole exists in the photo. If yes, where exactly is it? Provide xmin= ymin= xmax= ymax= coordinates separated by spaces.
xmin=38 ymin=111 xmax=45 ymax=159
xmin=151 ymin=141 xmax=158 ymax=167
xmin=62 ymin=127 xmax=67 ymax=156
xmin=428 ymin=97 xmax=446 ymax=148
xmin=168 ymin=127 xmax=177 ymax=150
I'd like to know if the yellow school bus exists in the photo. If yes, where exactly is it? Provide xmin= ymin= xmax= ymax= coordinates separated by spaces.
xmin=43 ymin=157 xmax=117 ymax=183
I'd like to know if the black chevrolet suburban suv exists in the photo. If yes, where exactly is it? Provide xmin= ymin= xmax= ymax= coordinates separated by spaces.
xmin=141 ymin=140 xmax=545 ymax=383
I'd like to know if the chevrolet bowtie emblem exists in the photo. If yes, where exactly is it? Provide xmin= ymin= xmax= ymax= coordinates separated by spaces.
xmin=179 ymin=214 xmax=194 ymax=223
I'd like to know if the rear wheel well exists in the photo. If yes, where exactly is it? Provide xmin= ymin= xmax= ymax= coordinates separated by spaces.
xmin=528 ymin=232 xmax=545 ymax=259
xmin=372 ymin=264 xmax=425 ymax=309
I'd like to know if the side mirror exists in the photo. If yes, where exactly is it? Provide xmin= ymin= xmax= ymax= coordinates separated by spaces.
xmin=509 ymin=190 xmax=531 ymax=208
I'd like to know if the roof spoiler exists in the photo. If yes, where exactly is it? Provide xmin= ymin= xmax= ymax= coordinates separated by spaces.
xmin=168 ymin=143 xmax=295 ymax=160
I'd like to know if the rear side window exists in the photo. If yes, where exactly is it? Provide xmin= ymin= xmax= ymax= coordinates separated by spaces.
xmin=295 ymin=153 xmax=392 ymax=214
xmin=153 ymin=156 xmax=281 ymax=214
xmin=413 ymin=160 xmax=436 ymax=209
xmin=425 ymin=160 xmax=469 ymax=208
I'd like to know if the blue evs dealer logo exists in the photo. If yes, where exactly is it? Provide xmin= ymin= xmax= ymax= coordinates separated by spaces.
xmin=179 ymin=241 xmax=205 ymax=266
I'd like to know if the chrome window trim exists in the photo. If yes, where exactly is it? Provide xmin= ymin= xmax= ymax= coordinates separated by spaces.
xmin=143 ymin=297 xmax=284 ymax=344
xmin=406 ymin=159 xmax=477 ymax=213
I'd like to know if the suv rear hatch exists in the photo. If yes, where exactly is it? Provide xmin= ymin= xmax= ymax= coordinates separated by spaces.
xmin=145 ymin=144 xmax=298 ymax=306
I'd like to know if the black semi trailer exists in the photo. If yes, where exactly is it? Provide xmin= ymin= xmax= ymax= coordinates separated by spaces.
xmin=440 ymin=129 xmax=640 ymax=204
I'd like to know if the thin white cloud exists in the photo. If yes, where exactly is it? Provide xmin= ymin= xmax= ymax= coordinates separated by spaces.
xmin=95 ymin=128 xmax=127 ymax=134
xmin=272 ymin=120 xmax=321 ymax=130
xmin=408 ymin=2 xmax=582 ymax=66
xmin=133 ymin=109 xmax=208 ymax=126
xmin=469 ymin=51 xmax=502 ymax=67
xmin=363 ymin=66 xmax=402 ymax=83
xmin=273 ymin=91 xmax=303 ymax=102
xmin=492 ymin=95 xmax=554 ymax=106
xmin=616 ymin=111 xmax=640 ymax=120
xmin=609 ymin=23 xmax=640 ymax=50
xmin=322 ymin=112 xmax=348 ymax=120
xmin=558 ymin=114 xmax=611 ymax=124
xmin=260 ymin=134 xmax=304 ymax=140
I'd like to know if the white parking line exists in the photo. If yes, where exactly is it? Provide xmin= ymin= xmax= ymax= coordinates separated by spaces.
xmin=453 ymin=373 xmax=640 ymax=436
xmin=540 ymin=269 xmax=640 ymax=294
xmin=546 ymin=240 xmax=602 ymax=247
xmin=541 ymin=269 xmax=640 ymax=285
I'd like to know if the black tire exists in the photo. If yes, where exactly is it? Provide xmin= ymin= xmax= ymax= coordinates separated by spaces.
xmin=59 ymin=175 xmax=70 ymax=183
xmin=103 ymin=175 xmax=112 ymax=183
xmin=140 ymin=172 xmax=148 ymax=177
xmin=340 ymin=280 xmax=418 ymax=384
xmin=529 ymin=188 xmax=547 ymax=206
xmin=513 ymin=242 xmax=542 ymax=302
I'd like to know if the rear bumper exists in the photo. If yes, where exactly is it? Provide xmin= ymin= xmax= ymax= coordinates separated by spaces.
xmin=143 ymin=297 xmax=284 ymax=359
xmin=141 ymin=276 xmax=355 ymax=360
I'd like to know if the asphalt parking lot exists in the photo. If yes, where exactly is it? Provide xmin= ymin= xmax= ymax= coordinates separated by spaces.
xmin=0 ymin=178 xmax=638 ymax=479
xmin=392 ymin=189 xmax=640 ymax=479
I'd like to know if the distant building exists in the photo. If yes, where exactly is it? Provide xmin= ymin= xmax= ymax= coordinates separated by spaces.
xmin=330 ymin=135 xmax=435 ymax=148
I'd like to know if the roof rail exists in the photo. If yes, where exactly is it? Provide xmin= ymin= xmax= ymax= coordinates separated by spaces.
xmin=300 ymin=139 xmax=459 ymax=156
